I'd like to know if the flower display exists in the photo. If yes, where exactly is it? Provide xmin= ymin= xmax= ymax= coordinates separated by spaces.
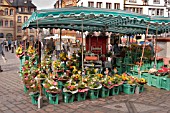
xmin=77 ymin=81 xmax=88 ymax=92
xmin=27 ymin=46 xmax=35 ymax=57
xmin=71 ymin=74 xmax=81 ymax=81
xmin=59 ymin=52 xmax=68 ymax=61
xmin=16 ymin=46 xmax=24 ymax=58
xmin=122 ymin=73 xmax=129 ymax=81
xmin=43 ymin=79 xmax=61 ymax=94
xmin=63 ymin=80 xmax=78 ymax=94
xmin=137 ymin=78 xmax=147 ymax=85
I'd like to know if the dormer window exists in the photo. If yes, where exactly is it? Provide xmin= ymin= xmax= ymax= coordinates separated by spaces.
xmin=24 ymin=0 xmax=27 ymax=3
xmin=10 ymin=0 xmax=14 ymax=3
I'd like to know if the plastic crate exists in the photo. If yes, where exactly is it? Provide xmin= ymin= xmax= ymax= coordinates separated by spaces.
xmin=63 ymin=92 xmax=75 ymax=103
xmin=110 ymin=86 xmax=120 ymax=96
xmin=49 ymin=93 xmax=59 ymax=104
xmin=123 ymin=84 xmax=136 ymax=94
xmin=88 ymin=89 xmax=100 ymax=100
xmin=116 ymin=57 xmax=123 ymax=66
xmin=141 ymin=72 xmax=151 ymax=86
xmin=100 ymin=87 xmax=110 ymax=98
xmin=160 ymin=76 xmax=170 ymax=91
xmin=150 ymin=75 xmax=161 ymax=88
xmin=30 ymin=92 xmax=39 ymax=104
xmin=77 ymin=92 xmax=87 ymax=101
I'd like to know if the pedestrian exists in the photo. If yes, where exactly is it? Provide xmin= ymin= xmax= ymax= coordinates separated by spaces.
xmin=11 ymin=40 xmax=14 ymax=53
xmin=8 ymin=39 xmax=12 ymax=50
xmin=0 ymin=41 xmax=7 ymax=72
xmin=47 ymin=38 xmax=55 ymax=55
xmin=14 ymin=39 xmax=17 ymax=49
xmin=34 ymin=39 xmax=42 ymax=63
xmin=4 ymin=40 xmax=8 ymax=52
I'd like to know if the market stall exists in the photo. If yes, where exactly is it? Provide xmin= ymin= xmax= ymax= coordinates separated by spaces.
xmin=20 ymin=7 xmax=170 ymax=107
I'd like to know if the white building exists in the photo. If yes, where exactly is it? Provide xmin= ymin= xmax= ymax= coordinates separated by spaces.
xmin=77 ymin=0 xmax=124 ymax=10
xmin=125 ymin=0 xmax=170 ymax=17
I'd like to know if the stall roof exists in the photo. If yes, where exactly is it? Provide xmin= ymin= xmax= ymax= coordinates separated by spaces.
xmin=22 ymin=7 xmax=170 ymax=35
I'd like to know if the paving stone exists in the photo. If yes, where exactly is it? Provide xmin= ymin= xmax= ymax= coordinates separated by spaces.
xmin=0 ymin=107 xmax=9 ymax=111
xmin=3 ymin=110 xmax=14 ymax=113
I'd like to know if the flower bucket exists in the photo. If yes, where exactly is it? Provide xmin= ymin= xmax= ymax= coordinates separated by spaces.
xmin=88 ymin=89 xmax=100 ymax=100
xmin=63 ymin=92 xmax=75 ymax=103
xmin=58 ymin=81 xmax=63 ymax=89
xmin=139 ymin=84 xmax=144 ymax=93
xmin=160 ymin=75 xmax=170 ymax=91
xmin=29 ymin=92 xmax=40 ymax=104
xmin=110 ymin=86 xmax=120 ymax=96
xmin=48 ymin=93 xmax=59 ymax=104
xmin=100 ymin=87 xmax=110 ymax=98
xmin=123 ymin=84 xmax=136 ymax=94
xmin=24 ymin=85 xmax=29 ymax=93
xmin=76 ymin=92 xmax=87 ymax=101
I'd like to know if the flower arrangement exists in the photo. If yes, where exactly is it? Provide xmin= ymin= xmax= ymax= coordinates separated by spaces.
xmin=148 ymin=68 xmax=157 ymax=74
xmin=63 ymin=80 xmax=78 ymax=94
xmin=112 ymin=74 xmax=123 ymax=86
xmin=77 ymin=80 xmax=88 ymax=92
xmin=71 ymin=74 xmax=81 ymax=81
xmin=127 ymin=76 xmax=138 ymax=85
xmin=58 ymin=74 xmax=70 ymax=81
xmin=137 ymin=78 xmax=147 ymax=85
xmin=16 ymin=46 xmax=24 ymax=58
xmin=121 ymin=73 xmax=129 ymax=81
xmin=27 ymin=46 xmax=35 ymax=57
xmin=43 ymin=79 xmax=61 ymax=94
xmin=59 ymin=52 xmax=68 ymax=61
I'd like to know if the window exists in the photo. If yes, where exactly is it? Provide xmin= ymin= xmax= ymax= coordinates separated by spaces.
xmin=5 ymin=8 xmax=8 ymax=15
xmin=17 ymin=26 xmax=22 ymax=33
xmin=17 ymin=16 xmax=21 ymax=23
xmin=153 ymin=0 xmax=160 ymax=4
xmin=24 ymin=16 xmax=28 ymax=22
xmin=0 ymin=10 xmax=3 ymax=15
xmin=106 ymin=3 xmax=112 ymax=9
xmin=5 ymin=20 xmax=8 ymax=27
xmin=0 ymin=20 xmax=3 ymax=27
xmin=24 ymin=8 xmax=28 ymax=12
xmin=88 ymin=2 xmax=94 ymax=7
xmin=0 ymin=0 xmax=3 ymax=3
xmin=140 ymin=8 xmax=143 ymax=14
xmin=18 ymin=7 xmax=21 ymax=12
xmin=96 ymin=2 xmax=102 ymax=8
xmin=149 ymin=8 xmax=164 ymax=16
xmin=9 ymin=0 xmax=13 ymax=3
xmin=10 ymin=9 xmax=13 ymax=15
xmin=129 ymin=0 xmax=136 ymax=3
xmin=30 ymin=28 xmax=34 ymax=33
xmin=160 ymin=9 xmax=164 ymax=16
xmin=31 ymin=8 xmax=35 ymax=12
xmin=10 ymin=20 xmax=13 ymax=27
xmin=114 ymin=3 xmax=120 ymax=9
xmin=81 ymin=2 xmax=83 ymax=6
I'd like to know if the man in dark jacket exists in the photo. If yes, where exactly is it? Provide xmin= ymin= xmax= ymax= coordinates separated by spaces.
xmin=47 ymin=38 xmax=55 ymax=55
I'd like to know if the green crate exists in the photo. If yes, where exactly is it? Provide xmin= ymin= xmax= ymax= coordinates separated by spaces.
xmin=141 ymin=72 xmax=151 ymax=86
xmin=63 ymin=92 xmax=75 ymax=103
xmin=24 ymin=85 xmax=28 ymax=93
xmin=110 ymin=86 xmax=120 ymax=96
xmin=88 ymin=89 xmax=100 ymax=100
xmin=160 ymin=76 xmax=170 ymax=91
xmin=123 ymin=84 xmax=136 ymax=94
xmin=119 ymin=84 xmax=123 ymax=92
xmin=49 ymin=93 xmax=59 ymax=104
xmin=150 ymin=75 xmax=161 ymax=88
xmin=30 ymin=92 xmax=39 ymax=104
xmin=77 ymin=92 xmax=87 ymax=101
xmin=139 ymin=84 xmax=144 ymax=93
xmin=116 ymin=57 xmax=123 ymax=66
xmin=100 ymin=87 xmax=110 ymax=98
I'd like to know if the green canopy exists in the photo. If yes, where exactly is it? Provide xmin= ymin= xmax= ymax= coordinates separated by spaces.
xmin=22 ymin=7 xmax=170 ymax=34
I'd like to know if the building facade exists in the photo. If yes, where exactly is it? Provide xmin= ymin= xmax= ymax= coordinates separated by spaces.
xmin=125 ymin=0 xmax=170 ymax=17
xmin=0 ymin=0 xmax=36 ymax=40
xmin=77 ymin=0 xmax=124 ymax=10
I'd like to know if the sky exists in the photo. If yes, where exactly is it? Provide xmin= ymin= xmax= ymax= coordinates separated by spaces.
xmin=32 ymin=0 xmax=56 ymax=10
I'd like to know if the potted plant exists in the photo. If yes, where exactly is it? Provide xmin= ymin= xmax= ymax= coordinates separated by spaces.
xmin=63 ymin=80 xmax=78 ymax=103
xmin=76 ymin=80 xmax=88 ymax=101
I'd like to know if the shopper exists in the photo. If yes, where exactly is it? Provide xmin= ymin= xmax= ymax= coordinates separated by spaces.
xmin=47 ymin=38 xmax=55 ymax=55
xmin=0 ymin=41 xmax=7 ymax=72
xmin=4 ymin=40 xmax=8 ymax=51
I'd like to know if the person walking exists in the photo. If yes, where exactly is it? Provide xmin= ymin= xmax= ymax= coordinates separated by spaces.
xmin=11 ymin=40 xmax=14 ymax=53
xmin=47 ymin=38 xmax=55 ymax=55
xmin=0 ymin=41 xmax=7 ymax=72
xmin=8 ymin=39 xmax=12 ymax=50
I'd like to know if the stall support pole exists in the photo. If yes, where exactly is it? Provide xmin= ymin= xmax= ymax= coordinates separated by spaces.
xmin=154 ymin=26 xmax=158 ymax=69
xmin=138 ymin=24 xmax=150 ymax=75
xmin=81 ymin=19 xmax=84 ymax=73
xmin=60 ymin=29 xmax=62 ymax=52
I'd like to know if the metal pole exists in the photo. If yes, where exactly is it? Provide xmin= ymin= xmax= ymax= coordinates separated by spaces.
xmin=81 ymin=19 xmax=84 ymax=73
xmin=138 ymin=24 xmax=149 ymax=74
xmin=154 ymin=25 xmax=158 ymax=68
xmin=60 ymin=29 xmax=62 ymax=52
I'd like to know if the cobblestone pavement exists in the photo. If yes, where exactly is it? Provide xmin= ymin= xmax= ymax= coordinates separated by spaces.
xmin=0 ymin=50 xmax=170 ymax=113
